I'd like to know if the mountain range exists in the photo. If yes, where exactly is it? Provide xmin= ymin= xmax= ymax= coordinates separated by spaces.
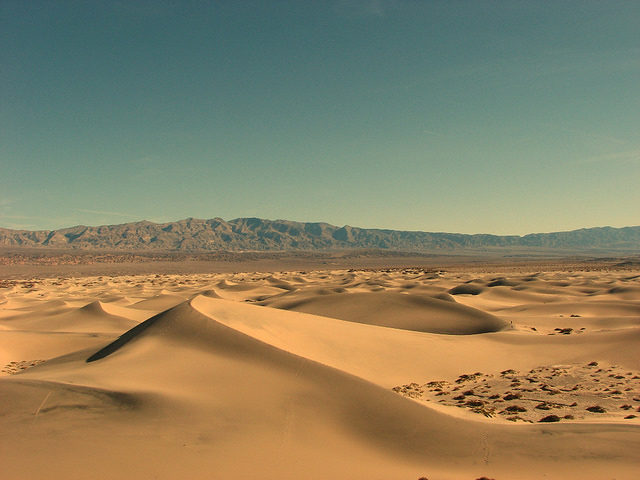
xmin=1 ymin=217 xmax=639 ymax=252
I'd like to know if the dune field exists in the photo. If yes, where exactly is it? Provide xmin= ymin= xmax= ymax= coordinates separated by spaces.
xmin=1 ymin=265 xmax=639 ymax=479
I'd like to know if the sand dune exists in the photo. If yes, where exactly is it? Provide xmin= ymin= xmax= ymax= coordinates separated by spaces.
xmin=0 ymin=300 xmax=137 ymax=334
xmin=259 ymin=291 xmax=509 ymax=334
xmin=98 ymin=301 xmax=157 ymax=322
xmin=127 ymin=294 xmax=188 ymax=311
xmin=1 ymin=266 xmax=639 ymax=479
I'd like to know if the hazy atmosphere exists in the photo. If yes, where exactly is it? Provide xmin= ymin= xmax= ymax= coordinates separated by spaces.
xmin=2 ymin=0 xmax=639 ymax=234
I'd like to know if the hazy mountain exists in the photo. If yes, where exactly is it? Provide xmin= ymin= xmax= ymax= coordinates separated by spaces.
xmin=1 ymin=217 xmax=638 ymax=252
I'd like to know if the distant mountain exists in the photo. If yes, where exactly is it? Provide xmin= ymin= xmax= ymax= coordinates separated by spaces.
xmin=0 ymin=217 xmax=639 ymax=252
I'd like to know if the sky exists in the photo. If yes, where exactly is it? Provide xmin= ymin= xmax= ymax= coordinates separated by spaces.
xmin=1 ymin=0 xmax=639 ymax=235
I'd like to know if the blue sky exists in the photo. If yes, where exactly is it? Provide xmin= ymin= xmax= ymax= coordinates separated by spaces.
xmin=1 ymin=0 xmax=638 ymax=235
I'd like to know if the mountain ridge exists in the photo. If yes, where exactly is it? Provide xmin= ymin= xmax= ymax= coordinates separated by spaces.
xmin=1 ymin=217 xmax=639 ymax=252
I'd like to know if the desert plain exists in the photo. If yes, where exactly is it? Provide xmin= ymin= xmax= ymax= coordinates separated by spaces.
xmin=1 ymin=260 xmax=639 ymax=479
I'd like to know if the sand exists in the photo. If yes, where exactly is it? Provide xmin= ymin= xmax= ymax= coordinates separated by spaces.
xmin=1 ymin=266 xmax=639 ymax=479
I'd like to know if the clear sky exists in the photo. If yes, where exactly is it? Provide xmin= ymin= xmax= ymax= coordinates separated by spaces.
xmin=1 ymin=1 xmax=638 ymax=235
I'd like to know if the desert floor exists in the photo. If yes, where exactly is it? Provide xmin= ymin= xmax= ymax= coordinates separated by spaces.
xmin=1 ymin=263 xmax=639 ymax=479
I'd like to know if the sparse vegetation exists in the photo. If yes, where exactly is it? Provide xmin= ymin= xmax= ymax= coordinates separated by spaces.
xmin=539 ymin=415 xmax=561 ymax=422
xmin=586 ymin=405 xmax=606 ymax=413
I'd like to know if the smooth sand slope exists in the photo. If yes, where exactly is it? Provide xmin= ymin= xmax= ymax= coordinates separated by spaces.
xmin=1 ymin=267 xmax=639 ymax=479
xmin=259 ymin=291 xmax=509 ymax=334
